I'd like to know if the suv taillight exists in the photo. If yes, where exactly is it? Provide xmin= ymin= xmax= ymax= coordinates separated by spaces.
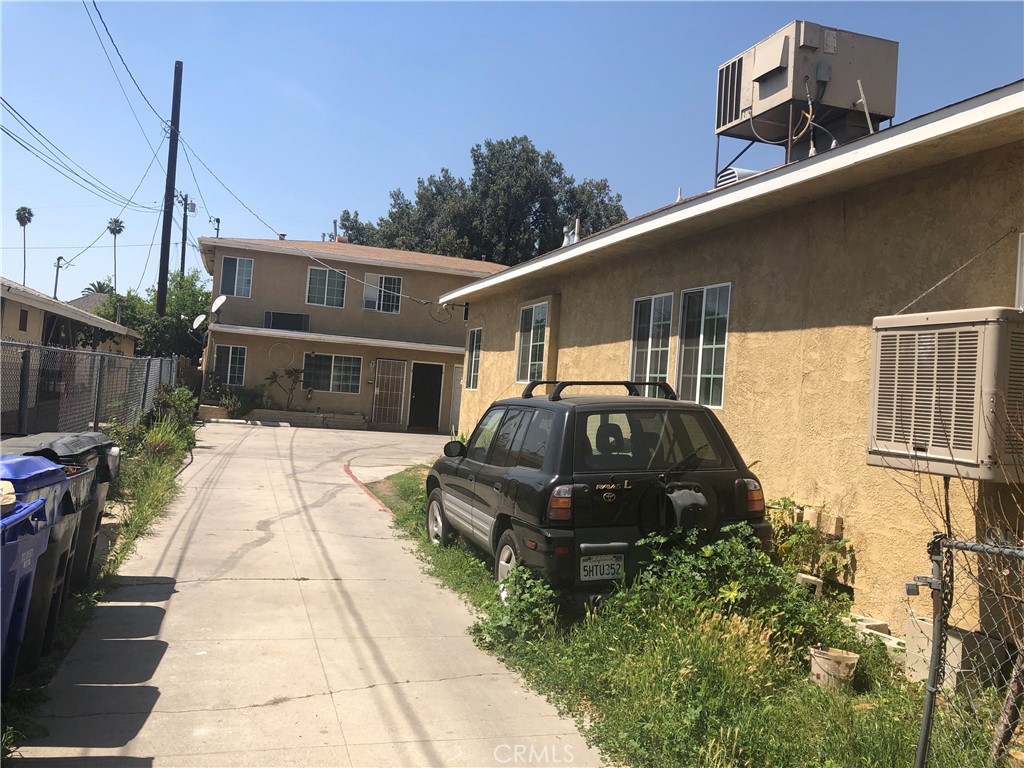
xmin=744 ymin=478 xmax=765 ymax=516
xmin=547 ymin=485 xmax=573 ymax=522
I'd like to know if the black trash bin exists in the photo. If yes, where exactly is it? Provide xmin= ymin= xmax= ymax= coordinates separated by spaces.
xmin=0 ymin=455 xmax=86 ymax=673
xmin=2 ymin=432 xmax=119 ymax=592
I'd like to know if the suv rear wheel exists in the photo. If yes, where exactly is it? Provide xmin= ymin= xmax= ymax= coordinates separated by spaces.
xmin=426 ymin=489 xmax=454 ymax=547
xmin=494 ymin=528 xmax=521 ymax=600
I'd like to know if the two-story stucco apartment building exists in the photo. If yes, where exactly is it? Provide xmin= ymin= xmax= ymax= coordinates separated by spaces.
xmin=198 ymin=238 xmax=505 ymax=432
xmin=439 ymin=81 xmax=1024 ymax=632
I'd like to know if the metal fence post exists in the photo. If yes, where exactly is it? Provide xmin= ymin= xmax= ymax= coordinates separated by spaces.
xmin=142 ymin=358 xmax=153 ymax=412
xmin=93 ymin=355 xmax=107 ymax=429
xmin=914 ymin=533 xmax=949 ymax=768
xmin=18 ymin=348 xmax=31 ymax=433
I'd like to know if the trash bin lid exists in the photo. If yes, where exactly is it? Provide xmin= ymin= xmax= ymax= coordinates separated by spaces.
xmin=0 ymin=455 xmax=68 ymax=494
xmin=1 ymin=433 xmax=103 ymax=462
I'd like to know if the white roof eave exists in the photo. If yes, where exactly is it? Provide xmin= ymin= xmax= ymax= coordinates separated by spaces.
xmin=439 ymin=81 xmax=1024 ymax=305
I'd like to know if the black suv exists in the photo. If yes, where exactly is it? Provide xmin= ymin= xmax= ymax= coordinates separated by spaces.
xmin=426 ymin=381 xmax=770 ymax=599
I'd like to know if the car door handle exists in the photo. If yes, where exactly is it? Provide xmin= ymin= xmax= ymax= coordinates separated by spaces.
xmin=493 ymin=482 xmax=502 ymax=491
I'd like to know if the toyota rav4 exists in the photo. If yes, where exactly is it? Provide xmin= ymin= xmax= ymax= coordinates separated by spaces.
xmin=425 ymin=380 xmax=771 ymax=601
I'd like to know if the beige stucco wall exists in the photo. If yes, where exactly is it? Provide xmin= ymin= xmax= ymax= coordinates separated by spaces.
xmin=459 ymin=141 xmax=1024 ymax=632
xmin=206 ymin=329 xmax=464 ymax=433
xmin=0 ymin=298 xmax=45 ymax=343
xmin=210 ymin=246 xmax=478 ymax=348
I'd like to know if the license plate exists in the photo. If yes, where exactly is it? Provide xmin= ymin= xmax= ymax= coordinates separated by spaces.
xmin=580 ymin=554 xmax=624 ymax=582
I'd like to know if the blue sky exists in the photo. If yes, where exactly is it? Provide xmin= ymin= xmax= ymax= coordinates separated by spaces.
xmin=2 ymin=2 xmax=1022 ymax=300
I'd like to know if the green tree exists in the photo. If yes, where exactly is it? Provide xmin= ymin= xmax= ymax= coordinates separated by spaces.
xmin=106 ymin=217 xmax=125 ymax=294
xmin=82 ymin=279 xmax=114 ymax=295
xmin=15 ymin=206 xmax=33 ymax=285
xmin=340 ymin=135 xmax=626 ymax=266
xmin=97 ymin=268 xmax=211 ymax=359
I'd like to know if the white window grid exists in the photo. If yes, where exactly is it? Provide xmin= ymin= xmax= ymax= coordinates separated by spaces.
xmin=307 ymin=267 xmax=346 ymax=308
xmin=303 ymin=352 xmax=361 ymax=394
xmin=630 ymin=293 xmax=673 ymax=397
xmin=678 ymin=283 xmax=731 ymax=408
xmin=216 ymin=345 xmax=247 ymax=386
xmin=516 ymin=302 xmax=548 ymax=383
xmin=221 ymin=256 xmax=253 ymax=298
xmin=466 ymin=328 xmax=483 ymax=390
xmin=362 ymin=273 xmax=402 ymax=313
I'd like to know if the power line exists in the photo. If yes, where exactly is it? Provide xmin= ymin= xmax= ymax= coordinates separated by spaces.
xmin=89 ymin=0 xmax=164 ymax=123
xmin=177 ymin=136 xmax=281 ymax=237
xmin=64 ymin=132 xmax=167 ymax=268
xmin=81 ymin=0 xmax=165 ymax=173
xmin=136 ymin=209 xmax=164 ymax=292
xmin=180 ymin=143 xmax=211 ymax=222
xmin=1 ymin=124 xmax=158 ymax=213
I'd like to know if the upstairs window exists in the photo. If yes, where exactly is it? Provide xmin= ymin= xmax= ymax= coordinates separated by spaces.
xmin=221 ymin=256 xmax=253 ymax=298
xmin=631 ymin=293 xmax=673 ymax=397
xmin=516 ymin=302 xmax=548 ymax=382
xmin=363 ymin=273 xmax=402 ymax=313
xmin=679 ymin=283 xmax=730 ymax=408
xmin=307 ymin=267 xmax=346 ymax=307
xmin=466 ymin=328 xmax=483 ymax=390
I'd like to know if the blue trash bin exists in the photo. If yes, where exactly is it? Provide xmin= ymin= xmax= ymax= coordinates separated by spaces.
xmin=0 ymin=455 xmax=86 ymax=674
xmin=3 ymin=432 xmax=118 ymax=591
xmin=1 ymin=496 xmax=49 ymax=690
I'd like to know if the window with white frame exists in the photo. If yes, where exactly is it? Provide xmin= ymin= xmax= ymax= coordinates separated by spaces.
xmin=631 ymin=293 xmax=673 ymax=397
xmin=307 ymin=267 xmax=346 ymax=307
xmin=362 ymin=273 xmax=402 ymax=313
xmin=516 ymin=302 xmax=548 ymax=382
xmin=678 ymin=284 xmax=730 ymax=408
xmin=303 ymin=353 xmax=361 ymax=394
xmin=214 ymin=345 xmax=246 ymax=386
xmin=220 ymin=256 xmax=253 ymax=298
xmin=466 ymin=328 xmax=483 ymax=390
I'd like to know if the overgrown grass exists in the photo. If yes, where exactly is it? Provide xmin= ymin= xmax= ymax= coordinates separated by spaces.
xmin=371 ymin=466 xmax=948 ymax=768
xmin=1 ymin=387 xmax=196 ymax=763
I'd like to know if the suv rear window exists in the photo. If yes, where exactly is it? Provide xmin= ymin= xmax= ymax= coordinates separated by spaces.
xmin=574 ymin=409 xmax=730 ymax=472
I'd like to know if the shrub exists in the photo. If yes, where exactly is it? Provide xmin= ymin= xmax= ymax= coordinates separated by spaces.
xmin=769 ymin=497 xmax=853 ymax=583
xmin=471 ymin=566 xmax=560 ymax=651
xmin=141 ymin=417 xmax=192 ymax=461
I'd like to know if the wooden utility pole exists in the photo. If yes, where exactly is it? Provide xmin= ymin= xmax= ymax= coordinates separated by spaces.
xmin=179 ymin=193 xmax=189 ymax=275
xmin=52 ymin=256 xmax=65 ymax=299
xmin=156 ymin=61 xmax=183 ymax=317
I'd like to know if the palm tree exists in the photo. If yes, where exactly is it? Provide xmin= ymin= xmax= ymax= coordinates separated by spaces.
xmin=82 ymin=279 xmax=114 ymax=295
xmin=106 ymin=217 xmax=125 ymax=294
xmin=15 ymin=206 xmax=33 ymax=285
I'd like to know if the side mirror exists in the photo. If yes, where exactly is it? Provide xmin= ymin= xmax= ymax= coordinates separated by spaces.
xmin=443 ymin=440 xmax=467 ymax=458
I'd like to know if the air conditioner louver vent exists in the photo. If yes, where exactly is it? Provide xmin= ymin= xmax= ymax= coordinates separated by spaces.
xmin=716 ymin=58 xmax=743 ymax=131
xmin=868 ymin=307 xmax=1024 ymax=483
xmin=1004 ymin=331 xmax=1024 ymax=457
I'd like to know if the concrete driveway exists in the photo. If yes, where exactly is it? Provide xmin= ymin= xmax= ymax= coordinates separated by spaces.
xmin=15 ymin=422 xmax=603 ymax=767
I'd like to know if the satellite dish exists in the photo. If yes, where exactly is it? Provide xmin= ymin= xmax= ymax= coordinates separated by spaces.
xmin=192 ymin=314 xmax=207 ymax=330
xmin=212 ymin=295 xmax=227 ymax=312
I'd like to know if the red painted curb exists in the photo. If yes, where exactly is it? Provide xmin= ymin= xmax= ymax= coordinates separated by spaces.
xmin=343 ymin=463 xmax=392 ymax=515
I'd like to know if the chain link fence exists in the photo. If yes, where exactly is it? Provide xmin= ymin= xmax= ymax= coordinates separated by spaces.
xmin=915 ymin=531 xmax=1024 ymax=767
xmin=0 ymin=341 xmax=176 ymax=435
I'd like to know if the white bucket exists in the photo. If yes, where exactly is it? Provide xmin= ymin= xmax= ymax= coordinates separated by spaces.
xmin=809 ymin=646 xmax=860 ymax=688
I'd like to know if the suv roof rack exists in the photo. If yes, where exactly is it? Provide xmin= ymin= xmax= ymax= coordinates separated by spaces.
xmin=521 ymin=380 xmax=678 ymax=402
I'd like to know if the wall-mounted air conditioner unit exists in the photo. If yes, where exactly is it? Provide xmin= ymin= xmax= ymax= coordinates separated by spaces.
xmin=716 ymin=20 xmax=898 ymax=145
xmin=867 ymin=307 xmax=1024 ymax=483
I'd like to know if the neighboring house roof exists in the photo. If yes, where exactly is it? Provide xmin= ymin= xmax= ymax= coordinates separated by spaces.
xmin=1 ymin=278 xmax=140 ymax=338
xmin=198 ymin=238 xmax=509 ymax=279
xmin=210 ymin=323 xmax=466 ymax=356
xmin=440 ymin=79 xmax=1024 ymax=304
xmin=67 ymin=292 xmax=109 ymax=314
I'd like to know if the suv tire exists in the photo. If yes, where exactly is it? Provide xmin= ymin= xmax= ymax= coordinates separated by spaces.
xmin=426 ymin=488 xmax=454 ymax=547
xmin=494 ymin=528 xmax=521 ymax=599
